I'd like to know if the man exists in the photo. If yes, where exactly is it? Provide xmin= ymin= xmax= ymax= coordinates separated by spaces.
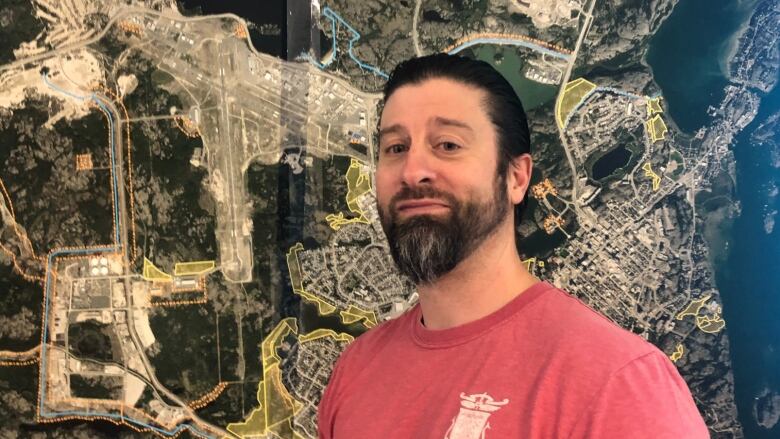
xmin=318 ymin=54 xmax=708 ymax=438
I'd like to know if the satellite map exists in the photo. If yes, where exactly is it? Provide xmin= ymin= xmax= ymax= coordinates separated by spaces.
xmin=0 ymin=0 xmax=778 ymax=437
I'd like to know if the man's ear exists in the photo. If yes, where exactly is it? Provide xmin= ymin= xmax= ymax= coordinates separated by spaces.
xmin=507 ymin=154 xmax=533 ymax=205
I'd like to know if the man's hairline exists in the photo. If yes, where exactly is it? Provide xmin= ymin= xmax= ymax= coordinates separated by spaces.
xmin=379 ymin=76 xmax=506 ymax=170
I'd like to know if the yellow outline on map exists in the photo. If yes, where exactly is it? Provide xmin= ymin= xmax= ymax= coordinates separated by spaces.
xmin=298 ymin=328 xmax=354 ymax=344
xmin=173 ymin=260 xmax=215 ymax=276
xmin=645 ymin=114 xmax=668 ymax=142
xmin=696 ymin=315 xmax=726 ymax=333
xmin=326 ymin=158 xmax=372 ymax=231
xmin=287 ymin=243 xmax=378 ymax=327
xmin=227 ymin=318 xmax=303 ymax=438
xmin=522 ymin=257 xmax=545 ymax=271
xmin=142 ymin=258 xmax=172 ymax=282
xmin=669 ymin=343 xmax=684 ymax=362
xmin=340 ymin=305 xmax=378 ymax=328
xmin=646 ymin=97 xmax=663 ymax=117
xmin=555 ymin=78 xmax=597 ymax=129
xmin=676 ymin=294 xmax=712 ymax=320
xmin=676 ymin=294 xmax=726 ymax=334
xmin=286 ymin=243 xmax=337 ymax=315
xmin=641 ymin=163 xmax=662 ymax=191
xmin=227 ymin=319 xmax=354 ymax=438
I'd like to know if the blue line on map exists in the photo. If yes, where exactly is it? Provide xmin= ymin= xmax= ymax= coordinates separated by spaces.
xmin=42 ymin=72 xmax=121 ymax=245
xmin=447 ymin=37 xmax=572 ymax=61
xmin=39 ymin=73 xmax=214 ymax=439
xmin=93 ymin=98 xmax=122 ymax=245
xmin=305 ymin=6 xmax=389 ymax=79
xmin=563 ymin=86 xmax=645 ymax=128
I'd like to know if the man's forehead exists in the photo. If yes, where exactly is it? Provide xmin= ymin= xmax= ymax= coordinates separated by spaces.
xmin=388 ymin=76 xmax=484 ymax=101
xmin=379 ymin=116 xmax=475 ymax=138
xmin=380 ymin=78 xmax=488 ymax=130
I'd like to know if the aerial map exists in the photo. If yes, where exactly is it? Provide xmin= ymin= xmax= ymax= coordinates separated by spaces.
xmin=0 ymin=0 xmax=778 ymax=437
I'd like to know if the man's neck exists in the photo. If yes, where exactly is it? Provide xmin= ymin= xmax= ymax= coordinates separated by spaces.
xmin=416 ymin=224 xmax=539 ymax=330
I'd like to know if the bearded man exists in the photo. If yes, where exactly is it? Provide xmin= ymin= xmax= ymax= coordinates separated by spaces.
xmin=318 ymin=54 xmax=708 ymax=438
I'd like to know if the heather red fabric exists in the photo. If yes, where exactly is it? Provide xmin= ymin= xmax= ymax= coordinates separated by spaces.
xmin=318 ymin=281 xmax=709 ymax=439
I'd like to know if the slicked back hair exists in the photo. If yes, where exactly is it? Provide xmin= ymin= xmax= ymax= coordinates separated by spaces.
xmin=380 ymin=53 xmax=532 ymax=227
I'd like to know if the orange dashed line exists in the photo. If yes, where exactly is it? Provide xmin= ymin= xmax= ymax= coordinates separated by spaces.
xmin=150 ymin=275 xmax=208 ymax=307
xmin=91 ymin=83 xmax=138 ymax=265
xmin=87 ymin=100 xmax=119 ymax=248
xmin=0 ymin=176 xmax=43 ymax=260
xmin=188 ymin=381 xmax=228 ymax=410
xmin=0 ymin=243 xmax=44 ymax=282
xmin=35 ymin=412 xmax=196 ymax=439
xmin=0 ymin=359 xmax=38 ymax=366
xmin=0 ymin=176 xmax=46 ymax=281
xmin=30 ymin=84 xmax=218 ymax=438
xmin=173 ymin=115 xmax=201 ymax=138
xmin=0 ymin=175 xmax=18 ymax=220
xmin=151 ymin=295 xmax=208 ymax=308
xmin=443 ymin=32 xmax=573 ymax=55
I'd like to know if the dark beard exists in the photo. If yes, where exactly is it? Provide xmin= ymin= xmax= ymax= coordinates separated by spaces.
xmin=379 ymin=175 xmax=509 ymax=285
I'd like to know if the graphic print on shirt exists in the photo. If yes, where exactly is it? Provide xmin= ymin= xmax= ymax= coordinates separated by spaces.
xmin=444 ymin=392 xmax=509 ymax=439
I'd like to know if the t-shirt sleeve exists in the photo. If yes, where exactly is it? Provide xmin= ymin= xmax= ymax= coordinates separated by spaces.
xmin=318 ymin=346 xmax=350 ymax=439
xmin=569 ymin=350 xmax=710 ymax=439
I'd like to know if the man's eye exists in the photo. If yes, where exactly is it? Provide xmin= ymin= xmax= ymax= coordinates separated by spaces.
xmin=437 ymin=142 xmax=461 ymax=151
xmin=386 ymin=144 xmax=407 ymax=154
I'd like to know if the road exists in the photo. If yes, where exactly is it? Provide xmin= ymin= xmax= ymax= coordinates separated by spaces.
xmin=555 ymin=0 xmax=598 ymax=220
xmin=412 ymin=0 xmax=423 ymax=56
xmin=98 ymin=92 xmax=229 ymax=437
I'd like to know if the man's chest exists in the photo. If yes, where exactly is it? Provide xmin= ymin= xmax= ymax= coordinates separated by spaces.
xmin=330 ymin=347 xmax=578 ymax=439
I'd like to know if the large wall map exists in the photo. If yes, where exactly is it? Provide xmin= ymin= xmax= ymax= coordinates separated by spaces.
xmin=0 ymin=0 xmax=778 ymax=437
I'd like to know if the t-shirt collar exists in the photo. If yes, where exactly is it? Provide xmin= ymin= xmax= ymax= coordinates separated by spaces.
xmin=410 ymin=281 xmax=554 ymax=349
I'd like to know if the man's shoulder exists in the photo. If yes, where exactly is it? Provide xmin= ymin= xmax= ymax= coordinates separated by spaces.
xmin=531 ymin=284 xmax=659 ymax=367
xmin=333 ymin=305 xmax=416 ymax=367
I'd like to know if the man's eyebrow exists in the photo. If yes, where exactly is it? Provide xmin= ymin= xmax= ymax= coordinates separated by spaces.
xmin=431 ymin=116 xmax=474 ymax=132
xmin=378 ymin=124 xmax=407 ymax=138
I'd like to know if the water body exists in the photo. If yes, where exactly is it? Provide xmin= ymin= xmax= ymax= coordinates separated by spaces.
xmin=472 ymin=45 xmax=558 ymax=111
xmin=645 ymin=0 xmax=756 ymax=133
xmin=177 ymin=0 xmax=286 ymax=58
xmin=720 ymin=82 xmax=780 ymax=439
xmin=735 ymin=80 xmax=774 ymax=434
xmin=647 ymin=0 xmax=777 ymax=436
xmin=590 ymin=145 xmax=632 ymax=180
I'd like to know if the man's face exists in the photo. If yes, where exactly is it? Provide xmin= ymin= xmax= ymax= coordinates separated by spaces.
xmin=376 ymin=78 xmax=511 ymax=284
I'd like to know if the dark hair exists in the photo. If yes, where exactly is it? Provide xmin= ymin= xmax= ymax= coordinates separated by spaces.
xmin=381 ymin=53 xmax=532 ymax=225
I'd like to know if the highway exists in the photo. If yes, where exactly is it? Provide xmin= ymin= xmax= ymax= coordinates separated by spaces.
xmin=555 ymin=0 xmax=598 ymax=221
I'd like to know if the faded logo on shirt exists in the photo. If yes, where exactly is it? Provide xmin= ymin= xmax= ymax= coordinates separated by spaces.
xmin=444 ymin=392 xmax=509 ymax=439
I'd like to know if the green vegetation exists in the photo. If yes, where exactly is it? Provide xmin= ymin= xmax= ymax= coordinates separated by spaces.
xmin=129 ymin=118 xmax=216 ymax=273
xmin=303 ymin=155 xmax=353 ymax=245
xmin=68 ymin=320 xmax=119 ymax=363
xmin=247 ymin=162 xmax=280 ymax=293
xmin=196 ymin=382 xmax=245 ymax=427
xmin=0 ymin=363 xmax=38 ymax=429
xmin=121 ymin=54 xmax=186 ymax=118
xmin=0 ymin=98 xmax=114 ymax=254
xmin=151 ymin=69 xmax=175 ymax=87
xmin=669 ymin=149 xmax=685 ymax=179
xmin=89 ymin=27 xmax=128 ymax=66
xmin=148 ymin=302 xmax=220 ymax=402
xmin=0 ymin=0 xmax=45 ymax=64
xmin=70 ymin=374 xmax=122 ymax=399
xmin=0 ymin=263 xmax=42 ymax=351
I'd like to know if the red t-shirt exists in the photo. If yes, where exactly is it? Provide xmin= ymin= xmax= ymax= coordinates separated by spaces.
xmin=318 ymin=281 xmax=709 ymax=438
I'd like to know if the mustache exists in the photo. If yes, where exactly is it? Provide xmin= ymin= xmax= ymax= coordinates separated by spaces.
xmin=389 ymin=186 xmax=459 ymax=214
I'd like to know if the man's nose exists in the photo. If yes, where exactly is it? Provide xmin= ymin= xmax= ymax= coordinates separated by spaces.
xmin=400 ymin=142 xmax=436 ymax=186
